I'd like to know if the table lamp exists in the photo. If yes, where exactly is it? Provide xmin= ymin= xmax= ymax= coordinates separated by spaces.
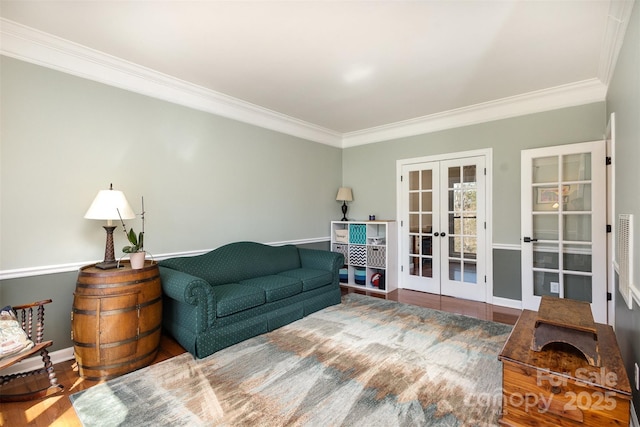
xmin=336 ymin=187 xmax=353 ymax=221
xmin=85 ymin=184 xmax=135 ymax=269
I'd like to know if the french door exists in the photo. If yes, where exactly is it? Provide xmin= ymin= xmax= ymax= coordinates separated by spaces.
xmin=521 ymin=140 xmax=607 ymax=323
xmin=400 ymin=155 xmax=487 ymax=301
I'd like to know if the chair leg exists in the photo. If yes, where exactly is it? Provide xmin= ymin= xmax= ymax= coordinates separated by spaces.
xmin=0 ymin=348 xmax=64 ymax=402
xmin=41 ymin=348 xmax=64 ymax=396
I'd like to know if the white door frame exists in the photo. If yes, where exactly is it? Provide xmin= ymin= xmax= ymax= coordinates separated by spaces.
xmin=399 ymin=160 xmax=442 ymax=294
xmin=396 ymin=148 xmax=493 ymax=303
xmin=520 ymin=140 xmax=607 ymax=323
xmin=606 ymin=113 xmax=616 ymax=326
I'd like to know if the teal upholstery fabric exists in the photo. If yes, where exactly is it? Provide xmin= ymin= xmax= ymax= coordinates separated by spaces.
xmin=160 ymin=267 xmax=216 ymax=333
xmin=194 ymin=286 xmax=340 ymax=358
xmin=159 ymin=242 xmax=344 ymax=358
xmin=239 ymin=275 xmax=302 ymax=302
xmin=214 ymin=284 xmax=265 ymax=317
xmin=160 ymin=242 xmax=301 ymax=286
xmin=279 ymin=268 xmax=333 ymax=292
xmin=267 ymin=302 xmax=304 ymax=330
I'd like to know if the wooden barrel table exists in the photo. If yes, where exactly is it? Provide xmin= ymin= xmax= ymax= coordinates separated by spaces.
xmin=72 ymin=261 xmax=162 ymax=380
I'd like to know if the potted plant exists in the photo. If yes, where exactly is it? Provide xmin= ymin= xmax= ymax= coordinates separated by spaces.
xmin=118 ymin=197 xmax=146 ymax=269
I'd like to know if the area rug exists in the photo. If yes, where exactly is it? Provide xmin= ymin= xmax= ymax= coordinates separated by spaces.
xmin=70 ymin=293 xmax=512 ymax=426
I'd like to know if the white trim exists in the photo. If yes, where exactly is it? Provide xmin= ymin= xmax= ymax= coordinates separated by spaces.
xmin=396 ymin=148 xmax=493 ymax=303
xmin=520 ymin=140 xmax=608 ymax=323
xmin=0 ymin=18 xmax=342 ymax=148
xmin=267 ymin=237 xmax=330 ymax=247
xmin=485 ymin=151 xmax=494 ymax=303
xmin=631 ymin=401 xmax=639 ymax=427
xmin=1 ymin=347 xmax=75 ymax=376
xmin=397 ymin=149 xmax=493 ymax=166
xmin=343 ymin=79 xmax=607 ymax=147
xmin=491 ymin=296 xmax=522 ymax=310
xmin=0 ymin=18 xmax=611 ymax=149
xmin=607 ymin=113 xmax=616 ymax=325
xmin=598 ymin=0 xmax=636 ymax=85
xmin=0 ymin=237 xmax=331 ymax=280
xmin=632 ymin=286 xmax=640 ymax=308
xmin=493 ymin=243 xmax=521 ymax=251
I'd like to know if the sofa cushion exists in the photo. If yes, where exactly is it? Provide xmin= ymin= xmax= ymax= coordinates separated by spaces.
xmin=240 ymin=275 xmax=302 ymax=302
xmin=279 ymin=268 xmax=333 ymax=292
xmin=214 ymin=284 xmax=265 ymax=317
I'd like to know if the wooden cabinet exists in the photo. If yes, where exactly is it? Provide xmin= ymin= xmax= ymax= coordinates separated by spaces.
xmin=72 ymin=261 xmax=162 ymax=380
xmin=498 ymin=310 xmax=631 ymax=426
xmin=330 ymin=220 xmax=397 ymax=293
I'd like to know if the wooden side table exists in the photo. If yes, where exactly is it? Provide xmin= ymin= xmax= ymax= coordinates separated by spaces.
xmin=71 ymin=261 xmax=162 ymax=380
xmin=498 ymin=309 xmax=631 ymax=426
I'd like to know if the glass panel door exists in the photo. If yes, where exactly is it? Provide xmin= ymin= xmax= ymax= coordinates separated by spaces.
xmin=440 ymin=158 xmax=486 ymax=301
xmin=401 ymin=156 xmax=486 ymax=301
xmin=521 ymin=141 xmax=606 ymax=323
xmin=402 ymin=162 xmax=440 ymax=293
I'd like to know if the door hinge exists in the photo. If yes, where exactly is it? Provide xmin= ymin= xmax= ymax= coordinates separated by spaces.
xmin=401 ymin=265 xmax=404 ymax=272
xmin=401 ymin=220 xmax=403 ymax=227
xmin=607 ymin=224 xmax=612 ymax=233
xmin=484 ymin=168 xmax=487 ymax=175
xmin=484 ymin=275 xmax=487 ymax=283
xmin=484 ymin=221 xmax=486 ymax=229
xmin=607 ymin=292 xmax=612 ymax=301
xmin=400 ymin=175 xmax=403 ymax=182
xmin=606 ymin=156 xmax=612 ymax=165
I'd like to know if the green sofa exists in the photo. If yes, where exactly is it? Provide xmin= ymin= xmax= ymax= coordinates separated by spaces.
xmin=158 ymin=241 xmax=344 ymax=359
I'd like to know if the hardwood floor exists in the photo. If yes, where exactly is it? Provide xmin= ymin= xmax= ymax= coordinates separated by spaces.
xmin=1 ymin=289 xmax=521 ymax=427
xmin=344 ymin=287 xmax=521 ymax=325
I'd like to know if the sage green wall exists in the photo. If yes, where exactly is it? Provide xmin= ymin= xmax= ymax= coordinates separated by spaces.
xmin=342 ymin=103 xmax=605 ymax=299
xmin=493 ymin=249 xmax=522 ymax=300
xmin=607 ymin=1 xmax=640 ymax=417
xmin=342 ymin=103 xmax=606 ymax=243
xmin=0 ymin=56 xmax=342 ymax=352
xmin=0 ymin=55 xmax=342 ymax=270
xmin=1 ymin=273 xmax=77 ymax=352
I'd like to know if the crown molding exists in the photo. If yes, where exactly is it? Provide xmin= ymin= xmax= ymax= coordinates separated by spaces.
xmin=341 ymin=79 xmax=608 ymax=147
xmin=598 ymin=0 xmax=636 ymax=85
xmin=0 ymin=17 xmax=616 ymax=149
xmin=0 ymin=18 xmax=343 ymax=147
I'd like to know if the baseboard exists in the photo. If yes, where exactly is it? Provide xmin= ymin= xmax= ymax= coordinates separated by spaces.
xmin=491 ymin=296 xmax=522 ymax=310
xmin=2 ymin=346 xmax=74 ymax=376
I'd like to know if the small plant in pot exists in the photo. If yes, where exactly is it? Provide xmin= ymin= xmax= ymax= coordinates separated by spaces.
xmin=118 ymin=197 xmax=147 ymax=269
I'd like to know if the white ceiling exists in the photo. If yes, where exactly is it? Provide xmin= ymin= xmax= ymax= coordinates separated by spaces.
xmin=0 ymin=1 xmax=634 ymax=147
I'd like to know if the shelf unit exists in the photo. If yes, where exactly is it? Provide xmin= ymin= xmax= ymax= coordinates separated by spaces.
xmin=330 ymin=220 xmax=397 ymax=293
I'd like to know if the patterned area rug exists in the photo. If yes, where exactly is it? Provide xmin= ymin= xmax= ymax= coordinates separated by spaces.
xmin=70 ymin=293 xmax=512 ymax=426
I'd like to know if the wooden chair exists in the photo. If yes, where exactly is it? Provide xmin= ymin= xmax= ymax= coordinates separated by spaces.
xmin=0 ymin=299 xmax=64 ymax=402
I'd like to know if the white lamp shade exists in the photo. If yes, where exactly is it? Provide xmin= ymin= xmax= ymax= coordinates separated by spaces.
xmin=336 ymin=187 xmax=353 ymax=202
xmin=85 ymin=189 xmax=136 ymax=220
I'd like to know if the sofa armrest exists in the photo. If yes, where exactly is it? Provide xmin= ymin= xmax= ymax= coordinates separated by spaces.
xmin=159 ymin=266 xmax=217 ymax=330
xmin=298 ymin=248 xmax=344 ymax=278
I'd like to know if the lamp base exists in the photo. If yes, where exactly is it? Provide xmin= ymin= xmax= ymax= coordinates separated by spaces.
xmin=94 ymin=261 xmax=121 ymax=270
xmin=96 ymin=225 xmax=120 ymax=269
xmin=341 ymin=201 xmax=349 ymax=221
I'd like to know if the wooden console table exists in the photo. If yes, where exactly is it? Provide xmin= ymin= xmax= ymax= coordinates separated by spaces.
xmin=498 ymin=308 xmax=631 ymax=426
